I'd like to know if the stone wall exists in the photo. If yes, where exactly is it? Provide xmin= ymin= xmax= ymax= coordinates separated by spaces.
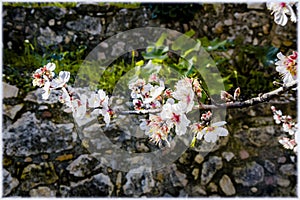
xmin=3 ymin=3 xmax=297 ymax=54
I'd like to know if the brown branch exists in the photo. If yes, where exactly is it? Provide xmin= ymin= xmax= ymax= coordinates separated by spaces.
xmin=114 ymin=80 xmax=297 ymax=115
xmin=196 ymin=80 xmax=297 ymax=110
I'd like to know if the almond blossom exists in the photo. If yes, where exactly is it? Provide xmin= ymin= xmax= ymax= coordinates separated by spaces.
xmin=271 ymin=106 xmax=298 ymax=153
xmin=160 ymin=102 xmax=191 ymax=136
xmin=267 ymin=2 xmax=297 ymax=26
xmin=195 ymin=121 xmax=228 ymax=143
xmin=279 ymin=137 xmax=297 ymax=153
xmin=32 ymin=62 xmax=56 ymax=87
xmin=275 ymin=51 xmax=297 ymax=84
xmin=172 ymin=78 xmax=195 ymax=113
xmin=140 ymin=115 xmax=170 ymax=147
xmin=72 ymin=94 xmax=87 ymax=119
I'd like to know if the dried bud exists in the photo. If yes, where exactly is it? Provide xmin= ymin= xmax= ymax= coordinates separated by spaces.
xmin=220 ymin=90 xmax=233 ymax=102
xmin=233 ymin=87 xmax=241 ymax=101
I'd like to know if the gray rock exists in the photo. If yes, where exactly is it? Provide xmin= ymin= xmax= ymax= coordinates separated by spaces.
xmin=168 ymin=164 xmax=188 ymax=187
xmin=3 ymin=112 xmax=77 ymax=157
xmin=3 ymin=169 xmax=19 ymax=196
xmin=192 ymin=168 xmax=199 ymax=180
xmin=208 ymin=182 xmax=218 ymax=193
xmin=194 ymin=153 xmax=204 ymax=164
xmin=37 ymin=26 xmax=63 ymax=46
xmin=20 ymin=162 xmax=58 ymax=191
xmin=111 ymin=41 xmax=126 ymax=57
xmin=222 ymin=151 xmax=235 ymax=162
xmin=233 ymin=161 xmax=264 ymax=186
xmin=59 ymin=185 xmax=71 ymax=197
xmin=264 ymin=160 xmax=276 ymax=174
xmin=3 ymin=103 xmax=23 ymax=119
xmin=247 ymin=3 xmax=265 ymax=10
xmin=200 ymin=156 xmax=223 ymax=185
xmin=70 ymin=173 xmax=114 ymax=196
xmin=219 ymin=174 xmax=236 ymax=196
xmin=123 ymin=166 xmax=155 ymax=197
xmin=13 ymin=7 xmax=26 ymax=21
xmin=276 ymin=176 xmax=291 ymax=187
xmin=24 ymin=88 xmax=62 ymax=104
xmin=29 ymin=186 xmax=56 ymax=197
xmin=66 ymin=16 xmax=102 ymax=35
xmin=66 ymin=154 xmax=107 ymax=177
xmin=2 ymin=82 xmax=19 ymax=98
xmin=279 ymin=164 xmax=296 ymax=176
xmin=191 ymin=185 xmax=207 ymax=196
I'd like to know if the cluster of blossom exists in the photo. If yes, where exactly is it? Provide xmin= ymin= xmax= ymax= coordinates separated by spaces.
xmin=32 ymin=62 xmax=70 ymax=100
xmin=271 ymin=106 xmax=297 ymax=153
xmin=267 ymin=2 xmax=297 ymax=26
xmin=32 ymin=63 xmax=112 ymax=126
xmin=275 ymin=51 xmax=297 ymax=84
xmin=137 ymin=76 xmax=228 ymax=146
xmin=32 ymin=64 xmax=229 ymax=147
xmin=128 ymin=74 xmax=165 ymax=110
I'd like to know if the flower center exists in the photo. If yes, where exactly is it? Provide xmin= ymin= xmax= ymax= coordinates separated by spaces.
xmin=172 ymin=113 xmax=180 ymax=123
xmin=280 ymin=2 xmax=286 ymax=8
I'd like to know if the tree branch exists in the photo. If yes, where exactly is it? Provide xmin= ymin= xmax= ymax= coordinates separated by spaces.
xmin=115 ymin=80 xmax=297 ymax=115
xmin=197 ymin=80 xmax=297 ymax=110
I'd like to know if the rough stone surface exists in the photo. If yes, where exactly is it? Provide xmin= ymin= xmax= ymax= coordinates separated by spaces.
xmin=24 ymin=88 xmax=62 ymax=104
xmin=29 ymin=186 xmax=56 ymax=197
xmin=69 ymin=173 xmax=114 ymax=197
xmin=3 ymin=112 xmax=76 ymax=157
xmin=3 ymin=169 xmax=19 ymax=196
xmin=3 ymin=82 xmax=19 ymax=98
xmin=3 ymin=103 xmax=23 ymax=119
xmin=66 ymin=154 xmax=108 ymax=177
xmin=264 ymin=160 xmax=276 ymax=174
xmin=200 ymin=156 xmax=223 ymax=185
xmin=123 ymin=166 xmax=155 ymax=197
xmin=233 ymin=161 xmax=264 ymax=187
xmin=20 ymin=162 xmax=58 ymax=191
xmin=66 ymin=16 xmax=102 ymax=35
xmin=222 ymin=152 xmax=235 ymax=162
xmin=279 ymin=164 xmax=297 ymax=176
xmin=219 ymin=174 xmax=236 ymax=196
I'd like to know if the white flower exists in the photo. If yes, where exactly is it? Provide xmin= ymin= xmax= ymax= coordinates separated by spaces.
xmin=72 ymin=94 xmax=87 ymax=119
xmin=143 ymin=84 xmax=165 ymax=104
xmin=88 ymin=89 xmax=109 ymax=109
xmin=197 ymin=121 xmax=228 ymax=143
xmin=267 ymin=2 xmax=297 ymax=26
xmin=41 ymin=77 xmax=51 ymax=100
xmin=275 ymin=51 xmax=297 ymax=84
xmin=50 ymin=71 xmax=70 ymax=88
xmin=172 ymin=78 xmax=195 ymax=113
xmin=279 ymin=137 xmax=296 ymax=151
xmin=160 ymin=102 xmax=191 ymax=136
xmin=59 ymin=87 xmax=72 ymax=108
xmin=141 ymin=114 xmax=170 ymax=147
xmin=32 ymin=62 xmax=56 ymax=87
